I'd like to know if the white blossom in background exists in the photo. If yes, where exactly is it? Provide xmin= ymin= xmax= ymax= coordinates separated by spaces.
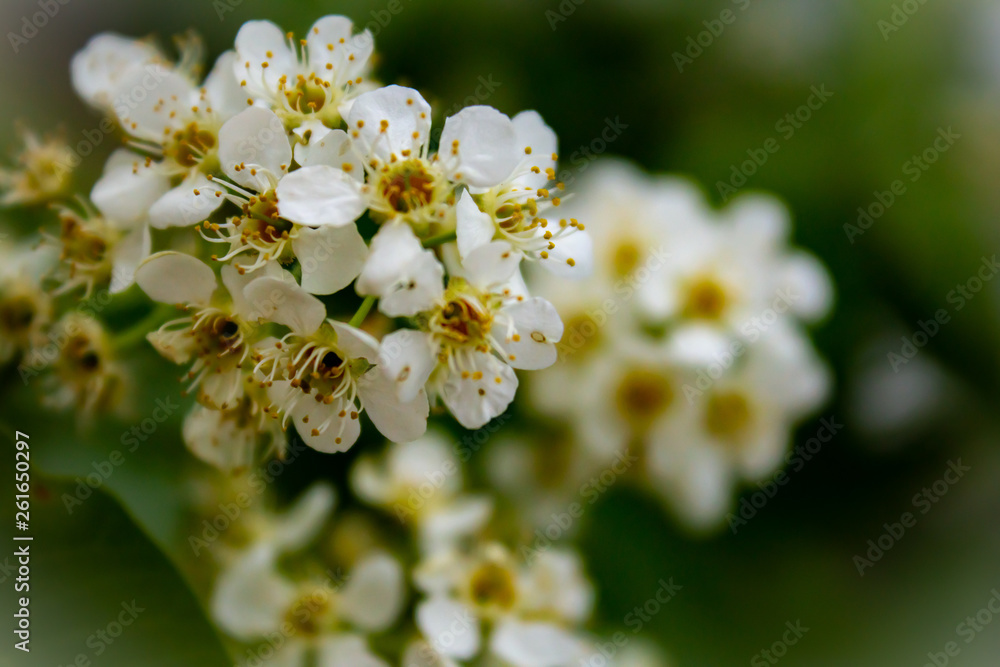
xmin=414 ymin=542 xmax=593 ymax=666
xmin=351 ymin=429 xmax=493 ymax=552
xmin=211 ymin=483 xmax=401 ymax=667
xmin=528 ymin=158 xmax=833 ymax=529
xmin=0 ymin=127 xmax=74 ymax=207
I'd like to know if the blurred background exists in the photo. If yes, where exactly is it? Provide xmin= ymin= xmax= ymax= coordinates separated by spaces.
xmin=2 ymin=0 xmax=1000 ymax=665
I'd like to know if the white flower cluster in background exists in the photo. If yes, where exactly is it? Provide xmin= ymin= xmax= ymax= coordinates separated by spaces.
xmin=525 ymin=159 xmax=833 ymax=529
xmin=2 ymin=15 xmax=593 ymax=468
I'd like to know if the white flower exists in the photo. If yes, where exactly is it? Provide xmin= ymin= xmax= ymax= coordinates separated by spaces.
xmin=70 ymin=32 xmax=164 ymax=111
xmin=351 ymin=429 xmax=493 ymax=552
xmin=248 ymin=277 xmax=429 ymax=453
xmin=109 ymin=49 xmax=251 ymax=229
xmin=205 ymin=106 xmax=367 ymax=294
xmin=377 ymin=241 xmax=563 ymax=429
xmin=134 ymin=251 xmax=294 ymax=409
xmin=40 ymin=313 xmax=128 ymax=420
xmin=455 ymin=111 xmax=593 ymax=277
xmin=211 ymin=484 xmax=399 ymax=667
xmin=0 ymin=244 xmax=53 ymax=364
xmin=414 ymin=543 xmax=592 ymax=666
xmin=645 ymin=323 xmax=830 ymax=527
xmin=234 ymin=16 xmax=376 ymax=127
xmin=182 ymin=391 xmax=283 ymax=473
xmin=49 ymin=149 xmax=168 ymax=296
xmin=282 ymin=85 xmax=522 ymax=235
xmin=0 ymin=126 xmax=74 ymax=206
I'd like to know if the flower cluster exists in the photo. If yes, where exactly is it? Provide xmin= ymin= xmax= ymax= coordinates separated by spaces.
xmin=0 ymin=15 xmax=592 ymax=469
xmin=524 ymin=159 xmax=832 ymax=529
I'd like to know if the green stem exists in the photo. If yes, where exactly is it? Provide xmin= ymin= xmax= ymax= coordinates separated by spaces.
xmin=421 ymin=230 xmax=457 ymax=248
xmin=111 ymin=304 xmax=176 ymax=350
xmin=348 ymin=296 xmax=377 ymax=328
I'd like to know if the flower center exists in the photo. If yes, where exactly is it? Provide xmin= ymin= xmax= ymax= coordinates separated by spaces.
xmin=704 ymin=392 xmax=752 ymax=442
xmin=611 ymin=240 xmax=643 ymax=278
xmin=683 ymin=277 xmax=728 ymax=320
xmin=377 ymin=159 xmax=440 ymax=215
xmin=0 ymin=295 xmax=36 ymax=334
xmin=284 ymin=591 xmax=332 ymax=638
xmin=616 ymin=369 xmax=674 ymax=426
xmin=431 ymin=289 xmax=494 ymax=348
xmin=469 ymin=562 xmax=517 ymax=611
xmin=164 ymin=122 xmax=218 ymax=171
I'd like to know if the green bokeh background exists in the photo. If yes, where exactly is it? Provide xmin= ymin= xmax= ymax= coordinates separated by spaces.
xmin=2 ymin=0 xmax=1000 ymax=665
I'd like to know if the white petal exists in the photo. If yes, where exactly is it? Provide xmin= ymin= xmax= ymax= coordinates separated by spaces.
xmin=346 ymin=85 xmax=432 ymax=162
xmin=243 ymin=276 xmax=326 ymax=334
xmin=115 ymin=69 xmax=195 ymax=142
xmin=379 ymin=329 xmax=436 ymax=403
xmin=511 ymin=110 xmax=558 ymax=189
xmin=294 ymin=129 xmax=362 ymax=178
xmin=455 ymin=189 xmax=495 ymax=260
xmin=204 ymin=50 xmax=248 ymax=120
xmin=316 ymin=635 xmax=388 ymax=667
xmin=339 ymin=553 xmax=405 ymax=631
xmin=199 ymin=367 xmax=244 ymax=410
xmin=440 ymin=106 xmax=519 ymax=188
xmin=91 ymin=149 xmax=170 ymax=225
xmin=307 ymin=16 xmax=374 ymax=86
xmin=182 ymin=405 xmax=257 ymax=472
xmin=328 ymin=320 xmax=381 ymax=362
xmin=135 ymin=251 xmax=216 ymax=305
xmin=464 ymin=241 xmax=520 ymax=290
xmin=211 ymin=546 xmax=295 ymax=640
xmin=293 ymin=224 xmax=368 ymax=295
xmin=284 ymin=391 xmax=362 ymax=453
xmin=421 ymin=497 xmax=493 ymax=552
xmin=356 ymin=224 xmax=444 ymax=317
xmin=109 ymin=225 xmax=151 ymax=294
xmin=71 ymin=33 xmax=161 ymax=110
xmin=234 ymin=20 xmax=298 ymax=95
xmin=496 ymin=297 xmax=562 ymax=370
xmin=358 ymin=368 xmax=429 ymax=443
xmin=148 ymin=173 xmax=225 ymax=229
xmin=219 ymin=107 xmax=291 ymax=190
xmin=271 ymin=482 xmax=337 ymax=551
xmin=779 ymin=252 xmax=833 ymax=322
xmin=276 ymin=165 xmax=365 ymax=226
xmin=222 ymin=260 xmax=291 ymax=321
xmin=441 ymin=353 xmax=517 ymax=429
xmin=490 ymin=619 xmax=581 ymax=667
xmin=415 ymin=598 xmax=480 ymax=660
